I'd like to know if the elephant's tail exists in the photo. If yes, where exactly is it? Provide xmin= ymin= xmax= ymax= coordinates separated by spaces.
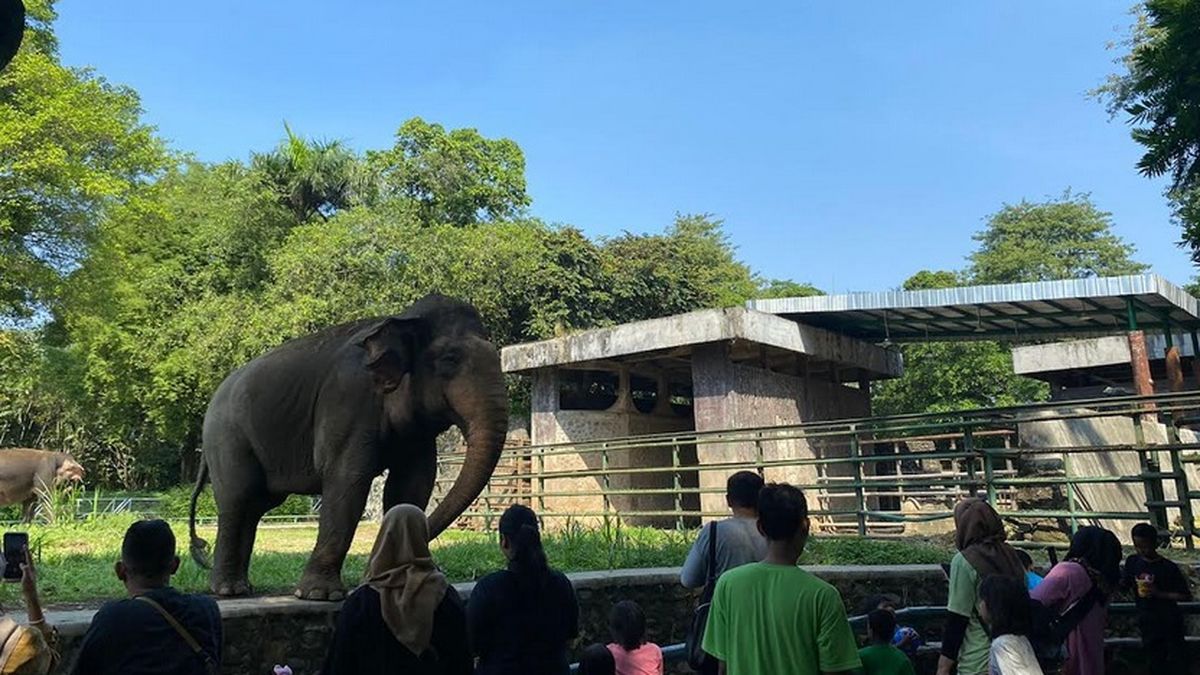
xmin=189 ymin=459 xmax=211 ymax=570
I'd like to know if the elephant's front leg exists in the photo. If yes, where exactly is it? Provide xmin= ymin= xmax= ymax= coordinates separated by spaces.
xmin=295 ymin=472 xmax=372 ymax=601
xmin=383 ymin=436 xmax=437 ymax=511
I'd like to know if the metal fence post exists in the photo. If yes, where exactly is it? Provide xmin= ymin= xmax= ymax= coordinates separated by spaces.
xmin=1133 ymin=411 xmax=1169 ymax=531
xmin=849 ymin=425 xmax=866 ymax=536
xmin=1063 ymin=448 xmax=1078 ymax=534
xmin=672 ymin=439 xmax=684 ymax=530
xmin=963 ymin=429 xmax=978 ymax=498
xmin=1164 ymin=410 xmax=1196 ymax=549
xmin=537 ymin=445 xmax=546 ymax=516
xmin=601 ymin=442 xmax=612 ymax=517
xmin=983 ymin=447 xmax=996 ymax=508
xmin=754 ymin=431 xmax=765 ymax=477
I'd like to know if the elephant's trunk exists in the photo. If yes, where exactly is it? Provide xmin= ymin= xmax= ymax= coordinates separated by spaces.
xmin=427 ymin=348 xmax=508 ymax=537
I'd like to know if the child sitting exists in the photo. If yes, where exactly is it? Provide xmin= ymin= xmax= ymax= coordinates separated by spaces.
xmin=856 ymin=594 xmax=923 ymax=658
xmin=1017 ymin=549 xmax=1043 ymax=591
xmin=1122 ymin=523 xmax=1192 ymax=675
xmin=606 ymin=600 xmax=663 ymax=675
xmin=858 ymin=609 xmax=915 ymax=675
xmin=978 ymin=575 xmax=1043 ymax=675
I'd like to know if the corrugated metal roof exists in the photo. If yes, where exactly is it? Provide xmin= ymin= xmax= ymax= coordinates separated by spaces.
xmin=747 ymin=274 xmax=1200 ymax=343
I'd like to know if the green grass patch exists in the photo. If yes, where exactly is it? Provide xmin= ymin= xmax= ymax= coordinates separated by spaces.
xmin=0 ymin=516 xmax=954 ymax=607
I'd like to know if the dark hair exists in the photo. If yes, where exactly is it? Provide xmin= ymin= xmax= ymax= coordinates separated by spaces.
xmin=122 ymin=519 xmax=177 ymax=578
xmin=1016 ymin=549 xmax=1033 ymax=569
xmin=578 ymin=643 xmax=615 ymax=675
xmin=609 ymin=600 xmax=646 ymax=651
xmin=726 ymin=471 xmax=764 ymax=509
xmin=979 ymin=574 xmax=1031 ymax=637
xmin=1131 ymin=523 xmax=1158 ymax=544
xmin=855 ymin=593 xmax=901 ymax=617
xmin=757 ymin=483 xmax=808 ymax=541
xmin=1066 ymin=526 xmax=1122 ymax=589
xmin=499 ymin=504 xmax=550 ymax=591
xmin=868 ymin=608 xmax=896 ymax=642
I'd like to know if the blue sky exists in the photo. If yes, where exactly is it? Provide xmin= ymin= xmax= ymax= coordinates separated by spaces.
xmin=56 ymin=1 xmax=1192 ymax=292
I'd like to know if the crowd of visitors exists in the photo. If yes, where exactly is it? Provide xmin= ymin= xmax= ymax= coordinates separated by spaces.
xmin=0 ymin=473 xmax=1191 ymax=675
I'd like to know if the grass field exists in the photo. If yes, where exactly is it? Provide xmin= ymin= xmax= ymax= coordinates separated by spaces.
xmin=0 ymin=516 xmax=956 ymax=607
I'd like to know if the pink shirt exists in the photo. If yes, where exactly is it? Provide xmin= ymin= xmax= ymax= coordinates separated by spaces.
xmin=1030 ymin=561 xmax=1107 ymax=675
xmin=606 ymin=642 xmax=664 ymax=675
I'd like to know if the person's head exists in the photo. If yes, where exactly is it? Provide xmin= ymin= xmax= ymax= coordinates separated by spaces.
xmin=953 ymin=498 xmax=1005 ymax=551
xmin=1066 ymin=526 xmax=1122 ymax=588
xmin=577 ymin=643 xmax=615 ymax=675
xmin=498 ymin=503 xmax=548 ymax=581
xmin=855 ymin=593 xmax=900 ymax=617
xmin=367 ymin=504 xmax=433 ymax=579
xmin=1016 ymin=548 xmax=1034 ymax=572
xmin=116 ymin=519 xmax=179 ymax=591
xmin=1131 ymin=523 xmax=1161 ymax=560
xmin=867 ymin=608 xmax=896 ymax=644
xmin=757 ymin=483 xmax=809 ymax=549
xmin=977 ymin=574 xmax=1031 ymax=638
xmin=609 ymin=600 xmax=646 ymax=652
xmin=726 ymin=471 xmax=764 ymax=512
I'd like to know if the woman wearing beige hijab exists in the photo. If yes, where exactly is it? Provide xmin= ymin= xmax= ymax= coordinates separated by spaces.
xmin=322 ymin=504 xmax=470 ymax=675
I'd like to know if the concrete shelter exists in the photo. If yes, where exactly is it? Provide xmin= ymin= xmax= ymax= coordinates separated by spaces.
xmin=501 ymin=307 xmax=901 ymax=524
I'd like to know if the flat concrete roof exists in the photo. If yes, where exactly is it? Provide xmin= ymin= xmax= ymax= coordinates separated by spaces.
xmin=748 ymin=274 xmax=1200 ymax=343
xmin=501 ymin=307 xmax=903 ymax=379
xmin=1013 ymin=333 xmax=1198 ymax=377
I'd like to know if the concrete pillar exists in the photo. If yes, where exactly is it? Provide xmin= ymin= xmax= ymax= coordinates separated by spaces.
xmin=1129 ymin=331 xmax=1154 ymax=397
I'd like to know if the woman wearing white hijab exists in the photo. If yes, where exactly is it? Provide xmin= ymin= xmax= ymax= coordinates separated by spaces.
xmin=322 ymin=504 xmax=470 ymax=675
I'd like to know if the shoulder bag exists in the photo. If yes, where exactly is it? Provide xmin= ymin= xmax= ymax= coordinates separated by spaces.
xmin=135 ymin=596 xmax=220 ymax=675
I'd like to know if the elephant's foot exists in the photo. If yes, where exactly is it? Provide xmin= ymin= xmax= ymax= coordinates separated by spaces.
xmin=212 ymin=577 xmax=252 ymax=597
xmin=294 ymin=572 xmax=346 ymax=601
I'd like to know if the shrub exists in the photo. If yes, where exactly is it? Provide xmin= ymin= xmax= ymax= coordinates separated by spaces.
xmin=157 ymin=485 xmax=313 ymax=519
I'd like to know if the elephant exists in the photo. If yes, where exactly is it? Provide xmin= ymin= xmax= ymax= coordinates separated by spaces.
xmin=189 ymin=294 xmax=507 ymax=600
xmin=0 ymin=449 xmax=86 ymax=522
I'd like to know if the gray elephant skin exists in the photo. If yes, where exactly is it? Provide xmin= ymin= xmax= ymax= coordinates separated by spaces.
xmin=0 ymin=449 xmax=85 ymax=521
xmin=189 ymin=295 xmax=507 ymax=600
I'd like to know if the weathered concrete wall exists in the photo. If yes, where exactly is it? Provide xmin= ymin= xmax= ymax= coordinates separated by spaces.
xmin=1019 ymin=411 xmax=1200 ymax=542
xmin=530 ymin=369 xmax=697 ymax=527
xmin=39 ymin=565 xmax=948 ymax=675
xmin=692 ymin=344 xmax=871 ymax=527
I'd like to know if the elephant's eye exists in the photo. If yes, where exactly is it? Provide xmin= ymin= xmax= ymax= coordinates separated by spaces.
xmin=434 ymin=349 xmax=463 ymax=375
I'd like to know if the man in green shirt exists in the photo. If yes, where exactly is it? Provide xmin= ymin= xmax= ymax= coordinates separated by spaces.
xmin=859 ymin=609 xmax=916 ymax=675
xmin=701 ymin=483 xmax=861 ymax=675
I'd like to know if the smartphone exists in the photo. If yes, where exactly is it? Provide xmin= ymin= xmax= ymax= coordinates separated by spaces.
xmin=3 ymin=532 xmax=28 ymax=582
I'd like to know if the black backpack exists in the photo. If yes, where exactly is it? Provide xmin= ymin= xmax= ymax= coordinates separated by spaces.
xmin=1029 ymin=581 xmax=1102 ymax=672
xmin=685 ymin=522 xmax=719 ymax=671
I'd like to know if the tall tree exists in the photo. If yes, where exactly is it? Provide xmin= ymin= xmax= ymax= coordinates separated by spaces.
xmin=1097 ymin=0 xmax=1200 ymax=261
xmin=0 ymin=0 xmax=166 ymax=322
xmin=755 ymin=279 xmax=824 ymax=299
xmin=968 ymin=191 xmax=1147 ymax=283
xmin=366 ymin=117 xmax=530 ymax=226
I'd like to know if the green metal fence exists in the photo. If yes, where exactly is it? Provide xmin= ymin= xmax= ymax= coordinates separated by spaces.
xmin=436 ymin=392 xmax=1200 ymax=547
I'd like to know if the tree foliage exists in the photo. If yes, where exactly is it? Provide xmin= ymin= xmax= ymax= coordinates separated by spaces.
xmin=366 ymin=118 xmax=530 ymax=226
xmin=755 ymin=278 xmax=824 ymax=299
xmin=1097 ymin=0 xmax=1200 ymax=261
xmin=0 ymin=0 xmax=166 ymax=322
xmin=968 ymin=191 xmax=1147 ymax=283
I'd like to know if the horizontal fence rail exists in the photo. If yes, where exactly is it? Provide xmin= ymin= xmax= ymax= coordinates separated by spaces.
xmin=436 ymin=392 xmax=1200 ymax=547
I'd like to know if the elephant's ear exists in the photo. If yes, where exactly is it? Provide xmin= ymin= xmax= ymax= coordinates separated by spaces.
xmin=356 ymin=318 xmax=428 ymax=392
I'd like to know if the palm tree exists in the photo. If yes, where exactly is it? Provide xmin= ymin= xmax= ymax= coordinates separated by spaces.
xmin=252 ymin=123 xmax=361 ymax=222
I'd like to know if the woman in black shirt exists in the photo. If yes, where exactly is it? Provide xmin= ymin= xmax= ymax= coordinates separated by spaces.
xmin=322 ymin=504 xmax=471 ymax=675
xmin=468 ymin=504 xmax=579 ymax=675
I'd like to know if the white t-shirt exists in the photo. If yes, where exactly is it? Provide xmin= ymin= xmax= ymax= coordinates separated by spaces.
xmin=989 ymin=634 xmax=1043 ymax=675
